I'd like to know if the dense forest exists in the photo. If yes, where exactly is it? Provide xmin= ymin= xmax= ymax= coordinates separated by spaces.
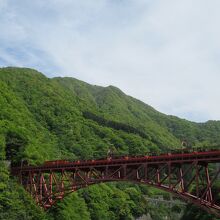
xmin=0 ymin=67 xmax=220 ymax=220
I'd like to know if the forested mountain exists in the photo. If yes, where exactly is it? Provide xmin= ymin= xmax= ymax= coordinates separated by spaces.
xmin=0 ymin=67 xmax=219 ymax=220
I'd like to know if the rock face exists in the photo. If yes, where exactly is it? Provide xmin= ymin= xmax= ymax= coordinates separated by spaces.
xmin=136 ymin=213 xmax=152 ymax=220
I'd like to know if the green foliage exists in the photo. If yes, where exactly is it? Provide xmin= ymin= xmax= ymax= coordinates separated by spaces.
xmin=83 ymin=111 xmax=148 ymax=138
xmin=81 ymin=184 xmax=137 ymax=220
xmin=0 ymin=133 xmax=5 ymax=160
xmin=0 ymin=162 xmax=48 ymax=220
xmin=49 ymin=193 xmax=90 ymax=220
xmin=181 ymin=204 xmax=219 ymax=220
xmin=0 ymin=67 xmax=220 ymax=220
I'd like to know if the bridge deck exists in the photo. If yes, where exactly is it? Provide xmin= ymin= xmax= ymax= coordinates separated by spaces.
xmin=12 ymin=149 xmax=220 ymax=173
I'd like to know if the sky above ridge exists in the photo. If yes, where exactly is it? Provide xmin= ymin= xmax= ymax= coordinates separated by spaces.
xmin=0 ymin=0 xmax=220 ymax=122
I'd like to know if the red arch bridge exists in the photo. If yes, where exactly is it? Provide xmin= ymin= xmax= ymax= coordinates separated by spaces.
xmin=11 ymin=150 xmax=220 ymax=217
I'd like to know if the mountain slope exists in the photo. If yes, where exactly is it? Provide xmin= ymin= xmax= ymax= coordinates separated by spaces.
xmin=54 ymin=76 xmax=220 ymax=148
xmin=0 ymin=67 xmax=220 ymax=220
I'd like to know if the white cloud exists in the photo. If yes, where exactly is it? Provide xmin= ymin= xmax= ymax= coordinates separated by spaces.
xmin=0 ymin=0 xmax=220 ymax=122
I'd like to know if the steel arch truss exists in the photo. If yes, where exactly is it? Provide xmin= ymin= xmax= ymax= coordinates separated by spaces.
xmin=18 ymin=160 xmax=220 ymax=217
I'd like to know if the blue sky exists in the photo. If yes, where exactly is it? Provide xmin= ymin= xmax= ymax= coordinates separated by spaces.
xmin=0 ymin=0 xmax=220 ymax=122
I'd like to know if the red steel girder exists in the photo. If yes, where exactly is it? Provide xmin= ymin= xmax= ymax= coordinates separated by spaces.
xmin=11 ymin=150 xmax=220 ymax=217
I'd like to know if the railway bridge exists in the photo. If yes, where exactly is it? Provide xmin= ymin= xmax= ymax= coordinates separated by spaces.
xmin=11 ymin=150 xmax=220 ymax=217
